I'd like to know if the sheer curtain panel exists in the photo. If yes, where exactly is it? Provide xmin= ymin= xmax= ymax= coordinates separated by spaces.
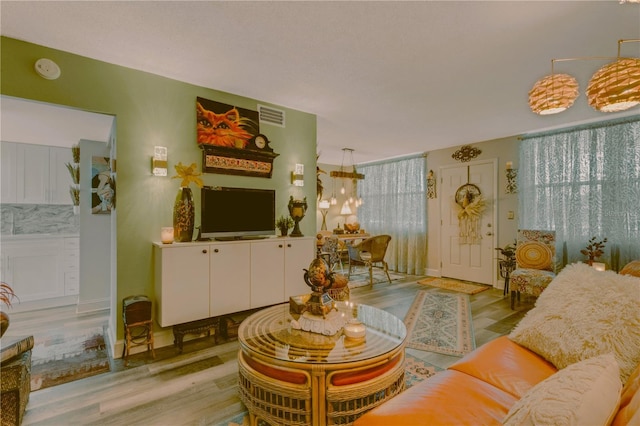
xmin=519 ymin=117 xmax=640 ymax=270
xmin=357 ymin=155 xmax=427 ymax=275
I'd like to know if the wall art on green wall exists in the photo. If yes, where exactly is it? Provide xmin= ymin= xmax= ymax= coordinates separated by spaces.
xmin=196 ymin=97 xmax=279 ymax=178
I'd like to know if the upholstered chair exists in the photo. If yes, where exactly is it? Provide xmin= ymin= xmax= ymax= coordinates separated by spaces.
xmin=510 ymin=230 xmax=557 ymax=309
xmin=347 ymin=235 xmax=392 ymax=288
xmin=319 ymin=236 xmax=344 ymax=273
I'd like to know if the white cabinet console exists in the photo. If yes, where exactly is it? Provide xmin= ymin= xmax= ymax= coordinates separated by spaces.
xmin=153 ymin=237 xmax=314 ymax=328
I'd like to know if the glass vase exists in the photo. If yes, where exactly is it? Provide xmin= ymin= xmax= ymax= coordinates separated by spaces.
xmin=173 ymin=187 xmax=194 ymax=242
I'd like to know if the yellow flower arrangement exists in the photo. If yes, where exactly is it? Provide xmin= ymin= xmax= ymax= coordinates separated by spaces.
xmin=172 ymin=162 xmax=204 ymax=188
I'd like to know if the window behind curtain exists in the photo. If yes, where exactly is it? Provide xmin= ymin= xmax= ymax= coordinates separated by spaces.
xmin=357 ymin=155 xmax=427 ymax=275
xmin=519 ymin=117 xmax=640 ymax=269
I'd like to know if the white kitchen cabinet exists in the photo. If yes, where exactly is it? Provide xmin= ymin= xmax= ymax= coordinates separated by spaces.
xmin=154 ymin=243 xmax=210 ymax=327
xmin=1 ymin=142 xmax=73 ymax=205
xmin=1 ymin=238 xmax=66 ymax=302
xmin=1 ymin=142 xmax=17 ymax=203
xmin=210 ymin=242 xmax=251 ymax=316
xmin=153 ymin=237 xmax=315 ymax=327
xmin=63 ymin=237 xmax=80 ymax=295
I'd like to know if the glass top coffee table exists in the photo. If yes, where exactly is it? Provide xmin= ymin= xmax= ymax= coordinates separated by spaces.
xmin=238 ymin=301 xmax=406 ymax=426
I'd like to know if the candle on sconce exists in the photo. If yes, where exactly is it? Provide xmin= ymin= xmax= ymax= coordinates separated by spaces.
xmin=506 ymin=161 xmax=513 ymax=170
xmin=161 ymin=227 xmax=174 ymax=244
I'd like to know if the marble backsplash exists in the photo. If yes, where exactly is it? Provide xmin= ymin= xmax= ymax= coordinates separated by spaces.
xmin=1 ymin=204 xmax=79 ymax=236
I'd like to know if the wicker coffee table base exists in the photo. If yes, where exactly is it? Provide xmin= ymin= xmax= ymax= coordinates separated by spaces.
xmin=238 ymin=349 xmax=405 ymax=426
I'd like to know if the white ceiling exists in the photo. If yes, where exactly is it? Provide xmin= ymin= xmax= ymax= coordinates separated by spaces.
xmin=1 ymin=1 xmax=639 ymax=164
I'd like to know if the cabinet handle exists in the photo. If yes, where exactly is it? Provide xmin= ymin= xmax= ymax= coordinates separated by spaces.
xmin=203 ymin=249 xmax=209 ymax=254
xmin=213 ymin=249 xmax=219 ymax=253
xmin=278 ymin=244 xmax=283 ymax=248
xmin=287 ymin=244 xmax=292 ymax=248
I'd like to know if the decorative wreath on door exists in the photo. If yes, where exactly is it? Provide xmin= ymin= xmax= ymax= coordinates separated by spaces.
xmin=454 ymin=183 xmax=486 ymax=245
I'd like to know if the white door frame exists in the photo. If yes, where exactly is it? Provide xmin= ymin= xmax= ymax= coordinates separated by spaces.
xmin=439 ymin=158 xmax=498 ymax=287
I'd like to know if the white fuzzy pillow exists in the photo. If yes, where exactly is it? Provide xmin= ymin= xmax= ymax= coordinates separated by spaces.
xmin=509 ymin=262 xmax=640 ymax=384
xmin=503 ymin=353 xmax=622 ymax=426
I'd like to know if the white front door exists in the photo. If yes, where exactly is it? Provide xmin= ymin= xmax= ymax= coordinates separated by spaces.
xmin=440 ymin=160 xmax=496 ymax=285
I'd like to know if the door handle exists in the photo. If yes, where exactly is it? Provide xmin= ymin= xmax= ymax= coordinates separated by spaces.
xmin=486 ymin=232 xmax=493 ymax=236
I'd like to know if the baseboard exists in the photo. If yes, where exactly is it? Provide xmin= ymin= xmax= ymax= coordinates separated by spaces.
xmin=425 ymin=268 xmax=440 ymax=277
xmin=76 ymin=297 xmax=110 ymax=314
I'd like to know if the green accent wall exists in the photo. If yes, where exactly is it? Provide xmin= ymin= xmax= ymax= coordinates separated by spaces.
xmin=1 ymin=37 xmax=317 ymax=341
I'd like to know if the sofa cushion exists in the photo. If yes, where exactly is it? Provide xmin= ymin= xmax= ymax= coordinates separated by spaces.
xmin=503 ymin=353 xmax=622 ymax=426
xmin=449 ymin=336 xmax=557 ymax=399
xmin=620 ymin=260 xmax=640 ymax=277
xmin=613 ymin=362 xmax=640 ymax=426
xmin=353 ymin=369 xmax=517 ymax=426
xmin=509 ymin=262 xmax=640 ymax=384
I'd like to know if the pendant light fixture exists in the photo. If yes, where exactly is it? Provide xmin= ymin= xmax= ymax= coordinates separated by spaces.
xmin=528 ymin=39 xmax=640 ymax=115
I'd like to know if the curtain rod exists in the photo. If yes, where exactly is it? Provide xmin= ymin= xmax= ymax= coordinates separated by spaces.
xmin=520 ymin=114 xmax=640 ymax=140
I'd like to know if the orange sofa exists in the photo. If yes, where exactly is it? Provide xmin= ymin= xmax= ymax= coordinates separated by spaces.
xmin=356 ymin=262 xmax=640 ymax=426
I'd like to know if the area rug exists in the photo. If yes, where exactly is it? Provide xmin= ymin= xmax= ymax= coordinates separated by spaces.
xmin=404 ymin=291 xmax=475 ymax=356
xmin=30 ymin=326 xmax=111 ymax=390
xmin=348 ymin=269 xmax=405 ymax=289
xmin=417 ymin=277 xmax=490 ymax=295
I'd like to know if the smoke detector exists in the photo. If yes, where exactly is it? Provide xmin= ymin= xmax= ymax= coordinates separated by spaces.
xmin=34 ymin=58 xmax=61 ymax=80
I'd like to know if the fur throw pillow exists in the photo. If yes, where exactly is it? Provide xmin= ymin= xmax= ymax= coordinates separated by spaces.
xmin=509 ymin=262 xmax=640 ymax=384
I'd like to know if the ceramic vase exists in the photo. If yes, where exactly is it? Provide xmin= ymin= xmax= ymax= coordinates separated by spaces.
xmin=173 ymin=187 xmax=195 ymax=242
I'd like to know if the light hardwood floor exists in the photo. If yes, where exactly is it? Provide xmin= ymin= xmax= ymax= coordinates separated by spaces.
xmin=7 ymin=274 xmax=534 ymax=426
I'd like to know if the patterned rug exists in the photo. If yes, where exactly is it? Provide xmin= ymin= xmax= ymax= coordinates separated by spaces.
xmin=417 ymin=277 xmax=490 ymax=295
xmin=30 ymin=326 xmax=111 ymax=390
xmin=404 ymin=291 xmax=475 ymax=356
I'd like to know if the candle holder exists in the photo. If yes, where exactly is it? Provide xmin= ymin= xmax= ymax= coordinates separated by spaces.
xmin=161 ymin=227 xmax=174 ymax=244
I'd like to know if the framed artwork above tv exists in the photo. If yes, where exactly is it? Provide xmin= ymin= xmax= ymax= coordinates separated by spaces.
xmin=196 ymin=97 xmax=279 ymax=178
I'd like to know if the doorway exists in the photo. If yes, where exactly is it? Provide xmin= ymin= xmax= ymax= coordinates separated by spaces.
xmin=440 ymin=160 xmax=497 ymax=285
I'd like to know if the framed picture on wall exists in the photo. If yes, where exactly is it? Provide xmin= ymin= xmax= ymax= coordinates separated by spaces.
xmin=196 ymin=97 xmax=279 ymax=177
xmin=91 ymin=156 xmax=114 ymax=214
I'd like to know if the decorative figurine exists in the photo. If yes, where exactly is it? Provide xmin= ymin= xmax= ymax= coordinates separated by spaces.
xmin=288 ymin=196 xmax=307 ymax=237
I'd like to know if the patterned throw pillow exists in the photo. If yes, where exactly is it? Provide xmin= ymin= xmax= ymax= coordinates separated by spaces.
xmin=509 ymin=262 xmax=640 ymax=384
xmin=503 ymin=353 xmax=622 ymax=426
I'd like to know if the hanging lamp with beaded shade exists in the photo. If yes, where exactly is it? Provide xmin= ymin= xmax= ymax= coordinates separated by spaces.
xmin=528 ymin=73 xmax=580 ymax=115
xmin=586 ymin=57 xmax=640 ymax=112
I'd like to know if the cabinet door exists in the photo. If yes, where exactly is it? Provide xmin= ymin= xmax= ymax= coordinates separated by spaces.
xmin=250 ymin=240 xmax=285 ymax=308
xmin=1 ymin=142 xmax=17 ymax=203
xmin=285 ymin=238 xmax=315 ymax=298
xmin=49 ymin=147 xmax=73 ymax=204
xmin=155 ymin=245 xmax=210 ymax=327
xmin=2 ymin=240 xmax=65 ymax=302
xmin=16 ymin=144 xmax=49 ymax=204
xmin=210 ymin=242 xmax=251 ymax=316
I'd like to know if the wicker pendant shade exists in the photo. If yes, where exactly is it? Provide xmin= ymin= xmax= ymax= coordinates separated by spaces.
xmin=586 ymin=58 xmax=640 ymax=112
xmin=528 ymin=73 xmax=580 ymax=115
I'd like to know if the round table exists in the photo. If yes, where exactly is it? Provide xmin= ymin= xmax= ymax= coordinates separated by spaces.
xmin=238 ymin=301 xmax=407 ymax=426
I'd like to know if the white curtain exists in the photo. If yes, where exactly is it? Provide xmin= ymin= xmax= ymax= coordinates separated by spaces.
xmin=357 ymin=155 xmax=427 ymax=275
xmin=519 ymin=116 xmax=640 ymax=270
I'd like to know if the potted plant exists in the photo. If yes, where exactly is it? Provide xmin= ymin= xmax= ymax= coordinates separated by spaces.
xmin=276 ymin=216 xmax=294 ymax=237
xmin=581 ymin=236 xmax=607 ymax=266
xmin=1 ymin=282 xmax=18 ymax=338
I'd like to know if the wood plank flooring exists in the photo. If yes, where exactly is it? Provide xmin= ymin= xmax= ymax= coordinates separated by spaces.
xmin=6 ymin=275 xmax=534 ymax=425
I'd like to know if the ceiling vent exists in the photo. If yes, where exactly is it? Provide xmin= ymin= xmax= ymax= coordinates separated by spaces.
xmin=258 ymin=104 xmax=285 ymax=128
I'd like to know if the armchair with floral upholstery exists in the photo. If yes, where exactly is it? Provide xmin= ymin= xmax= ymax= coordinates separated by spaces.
xmin=510 ymin=230 xmax=557 ymax=309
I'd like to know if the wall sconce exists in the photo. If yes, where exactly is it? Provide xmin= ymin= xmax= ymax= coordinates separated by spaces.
xmin=152 ymin=146 xmax=168 ymax=176
xmin=505 ymin=162 xmax=518 ymax=194
xmin=291 ymin=163 xmax=304 ymax=186
xmin=427 ymin=169 xmax=437 ymax=199
xmin=318 ymin=199 xmax=331 ymax=231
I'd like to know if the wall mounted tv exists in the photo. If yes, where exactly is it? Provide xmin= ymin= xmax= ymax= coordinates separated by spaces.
xmin=201 ymin=186 xmax=276 ymax=240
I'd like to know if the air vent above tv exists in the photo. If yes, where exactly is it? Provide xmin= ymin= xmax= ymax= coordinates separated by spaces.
xmin=258 ymin=104 xmax=285 ymax=127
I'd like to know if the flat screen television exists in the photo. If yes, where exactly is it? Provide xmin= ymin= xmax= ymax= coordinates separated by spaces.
xmin=201 ymin=186 xmax=276 ymax=240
